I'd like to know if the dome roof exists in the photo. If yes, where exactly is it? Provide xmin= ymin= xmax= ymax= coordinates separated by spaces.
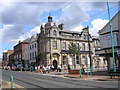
xmin=45 ymin=22 xmax=54 ymax=27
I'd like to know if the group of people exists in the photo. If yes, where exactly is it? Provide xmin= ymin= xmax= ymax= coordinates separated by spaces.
xmin=35 ymin=64 xmax=86 ymax=74
xmin=35 ymin=64 xmax=55 ymax=74
xmin=35 ymin=64 xmax=64 ymax=74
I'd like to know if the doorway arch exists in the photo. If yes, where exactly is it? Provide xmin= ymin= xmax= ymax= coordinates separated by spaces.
xmin=53 ymin=60 xmax=57 ymax=69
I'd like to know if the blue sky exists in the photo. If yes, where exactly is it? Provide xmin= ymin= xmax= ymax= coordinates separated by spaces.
xmin=0 ymin=1 xmax=119 ymax=58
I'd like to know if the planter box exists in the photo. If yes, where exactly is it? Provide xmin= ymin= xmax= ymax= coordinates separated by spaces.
xmin=69 ymin=69 xmax=80 ymax=74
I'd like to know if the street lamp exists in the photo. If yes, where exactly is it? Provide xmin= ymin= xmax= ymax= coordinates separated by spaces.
xmin=106 ymin=0 xmax=116 ymax=72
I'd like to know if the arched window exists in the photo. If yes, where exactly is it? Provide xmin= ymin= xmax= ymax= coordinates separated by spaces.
xmin=53 ymin=30 xmax=57 ymax=36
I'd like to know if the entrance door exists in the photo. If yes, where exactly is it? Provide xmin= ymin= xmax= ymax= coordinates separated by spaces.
xmin=53 ymin=60 xmax=57 ymax=69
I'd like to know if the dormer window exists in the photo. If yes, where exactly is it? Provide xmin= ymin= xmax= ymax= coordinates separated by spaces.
xmin=53 ymin=30 xmax=57 ymax=36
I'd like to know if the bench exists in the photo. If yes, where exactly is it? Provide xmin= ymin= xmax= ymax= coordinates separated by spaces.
xmin=109 ymin=71 xmax=120 ymax=78
xmin=69 ymin=70 xmax=80 ymax=74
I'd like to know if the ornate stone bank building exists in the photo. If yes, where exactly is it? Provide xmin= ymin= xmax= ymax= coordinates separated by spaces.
xmin=37 ymin=16 xmax=102 ymax=69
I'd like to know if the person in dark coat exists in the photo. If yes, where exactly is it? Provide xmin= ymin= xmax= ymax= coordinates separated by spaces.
xmin=67 ymin=64 xmax=70 ymax=72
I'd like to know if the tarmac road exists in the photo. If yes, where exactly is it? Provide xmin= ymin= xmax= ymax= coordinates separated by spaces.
xmin=2 ymin=69 xmax=119 ymax=90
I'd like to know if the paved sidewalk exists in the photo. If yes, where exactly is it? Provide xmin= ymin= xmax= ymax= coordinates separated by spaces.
xmin=0 ymin=80 xmax=26 ymax=89
xmin=63 ymin=74 xmax=120 ymax=81
xmin=22 ymin=70 xmax=120 ymax=81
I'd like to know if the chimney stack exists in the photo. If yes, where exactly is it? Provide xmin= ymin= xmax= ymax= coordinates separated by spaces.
xmin=58 ymin=23 xmax=64 ymax=30
xmin=18 ymin=40 xmax=21 ymax=44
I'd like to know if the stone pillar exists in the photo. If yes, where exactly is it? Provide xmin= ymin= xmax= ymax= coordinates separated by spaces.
xmin=67 ymin=54 xmax=69 ymax=65
xmin=79 ymin=54 xmax=82 ymax=67
xmin=57 ymin=55 xmax=60 ymax=65
xmin=105 ymin=56 xmax=110 ymax=72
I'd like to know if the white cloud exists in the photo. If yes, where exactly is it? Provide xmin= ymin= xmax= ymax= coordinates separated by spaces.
xmin=71 ymin=25 xmax=84 ymax=32
xmin=91 ymin=18 xmax=109 ymax=30
xmin=89 ymin=18 xmax=109 ymax=36
xmin=70 ymin=18 xmax=109 ymax=36
xmin=58 ymin=3 xmax=89 ymax=29
xmin=1 ymin=2 xmax=110 ymax=44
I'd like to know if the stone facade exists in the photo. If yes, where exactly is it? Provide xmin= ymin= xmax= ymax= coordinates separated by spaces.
xmin=37 ymin=16 xmax=96 ymax=69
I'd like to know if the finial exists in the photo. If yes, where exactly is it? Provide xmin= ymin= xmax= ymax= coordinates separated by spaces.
xmin=87 ymin=25 xmax=89 ymax=29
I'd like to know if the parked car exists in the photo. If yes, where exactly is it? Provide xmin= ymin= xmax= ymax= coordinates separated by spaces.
xmin=16 ymin=64 xmax=23 ymax=71
xmin=4 ymin=66 xmax=8 ymax=70
xmin=0 ymin=66 xmax=4 ymax=69
xmin=12 ymin=66 xmax=17 ymax=71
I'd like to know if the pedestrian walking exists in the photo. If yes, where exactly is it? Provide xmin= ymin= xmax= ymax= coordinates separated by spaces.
xmin=51 ymin=65 xmax=54 ymax=71
xmin=46 ymin=65 xmax=50 ymax=73
xmin=82 ymin=64 xmax=85 ymax=73
xmin=35 ymin=65 xmax=37 ymax=71
xmin=40 ymin=65 xmax=43 ymax=72
xmin=42 ymin=65 xmax=47 ymax=74
xmin=57 ymin=64 xmax=62 ymax=72
xmin=38 ymin=65 xmax=40 ymax=72
xmin=67 ymin=64 xmax=70 ymax=72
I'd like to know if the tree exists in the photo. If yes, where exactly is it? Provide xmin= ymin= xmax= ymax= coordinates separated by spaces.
xmin=36 ymin=52 xmax=45 ymax=70
xmin=68 ymin=42 xmax=81 ymax=69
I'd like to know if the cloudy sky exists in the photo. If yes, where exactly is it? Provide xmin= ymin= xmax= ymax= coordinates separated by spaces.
xmin=0 ymin=0 xmax=119 ymax=58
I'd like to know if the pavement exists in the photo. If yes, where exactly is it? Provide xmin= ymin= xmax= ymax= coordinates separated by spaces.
xmin=0 ymin=80 xmax=26 ymax=89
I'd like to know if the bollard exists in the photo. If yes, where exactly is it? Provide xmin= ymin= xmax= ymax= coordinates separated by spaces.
xmin=79 ymin=70 xmax=82 ymax=78
xmin=30 ymin=66 xmax=33 ymax=72
xmin=90 ymin=67 xmax=93 ymax=76
xmin=10 ymin=76 xmax=14 ymax=88
xmin=86 ymin=67 xmax=89 ymax=76
xmin=20 ymin=67 xmax=22 ymax=71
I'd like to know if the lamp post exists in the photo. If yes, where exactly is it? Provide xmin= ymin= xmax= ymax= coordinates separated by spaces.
xmin=106 ymin=0 xmax=116 ymax=72
xmin=87 ymin=26 xmax=93 ymax=76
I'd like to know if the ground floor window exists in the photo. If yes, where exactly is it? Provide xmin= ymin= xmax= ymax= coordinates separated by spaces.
xmin=62 ymin=56 xmax=66 ymax=65
xmin=69 ymin=55 xmax=73 ymax=65
xmin=82 ymin=56 xmax=86 ymax=65
xmin=76 ymin=56 xmax=80 ymax=64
